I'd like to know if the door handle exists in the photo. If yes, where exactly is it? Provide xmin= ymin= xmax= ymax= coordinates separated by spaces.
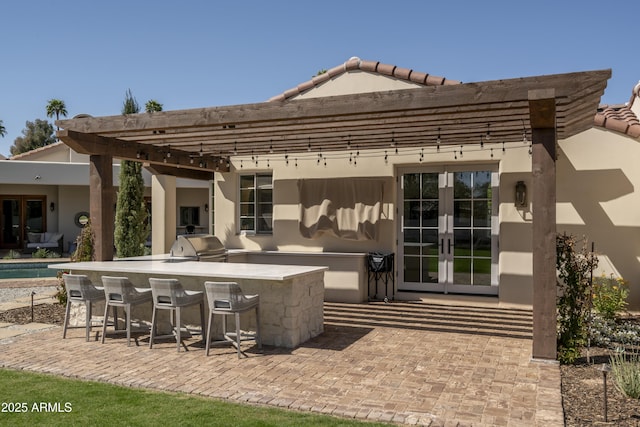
xmin=448 ymin=239 xmax=451 ymax=255
xmin=440 ymin=239 xmax=444 ymax=254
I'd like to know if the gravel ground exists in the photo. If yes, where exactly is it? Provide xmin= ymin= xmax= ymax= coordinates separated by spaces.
xmin=0 ymin=278 xmax=59 ymax=303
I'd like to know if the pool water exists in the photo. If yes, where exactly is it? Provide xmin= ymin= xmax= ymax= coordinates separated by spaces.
xmin=0 ymin=263 xmax=59 ymax=279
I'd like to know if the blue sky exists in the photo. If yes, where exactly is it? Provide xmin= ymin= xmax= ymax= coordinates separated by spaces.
xmin=1 ymin=0 xmax=637 ymax=157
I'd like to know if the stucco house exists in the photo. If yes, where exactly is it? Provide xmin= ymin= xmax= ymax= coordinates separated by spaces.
xmin=0 ymin=142 xmax=210 ymax=254
xmin=2 ymin=58 xmax=639 ymax=315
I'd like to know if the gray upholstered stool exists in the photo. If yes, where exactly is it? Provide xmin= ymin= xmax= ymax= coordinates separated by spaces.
xmin=62 ymin=274 xmax=105 ymax=342
xmin=100 ymin=276 xmax=152 ymax=346
xmin=148 ymin=278 xmax=205 ymax=352
xmin=204 ymin=281 xmax=261 ymax=358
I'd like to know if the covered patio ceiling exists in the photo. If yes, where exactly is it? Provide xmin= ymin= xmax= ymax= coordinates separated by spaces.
xmin=57 ymin=69 xmax=611 ymax=179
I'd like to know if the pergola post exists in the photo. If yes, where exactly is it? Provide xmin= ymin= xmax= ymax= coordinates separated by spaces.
xmin=89 ymin=154 xmax=114 ymax=261
xmin=529 ymin=89 xmax=557 ymax=361
xmin=151 ymin=174 xmax=177 ymax=255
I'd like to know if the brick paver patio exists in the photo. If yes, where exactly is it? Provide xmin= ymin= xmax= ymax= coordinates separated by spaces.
xmin=0 ymin=301 xmax=563 ymax=426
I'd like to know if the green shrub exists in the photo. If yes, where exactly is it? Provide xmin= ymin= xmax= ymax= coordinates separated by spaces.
xmin=589 ymin=314 xmax=640 ymax=349
xmin=556 ymin=233 xmax=598 ymax=364
xmin=31 ymin=247 xmax=50 ymax=258
xmin=54 ymin=270 xmax=68 ymax=305
xmin=2 ymin=249 xmax=21 ymax=259
xmin=593 ymin=274 xmax=629 ymax=320
xmin=55 ymin=220 xmax=95 ymax=305
xmin=71 ymin=219 xmax=94 ymax=262
xmin=610 ymin=351 xmax=640 ymax=399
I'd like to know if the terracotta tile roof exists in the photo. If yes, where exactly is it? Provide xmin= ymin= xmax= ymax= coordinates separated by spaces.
xmin=594 ymin=81 xmax=640 ymax=138
xmin=268 ymin=57 xmax=461 ymax=102
xmin=9 ymin=141 xmax=65 ymax=160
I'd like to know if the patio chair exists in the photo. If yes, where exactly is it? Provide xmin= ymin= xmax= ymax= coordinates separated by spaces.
xmin=100 ymin=276 xmax=153 ymax=346
xmin=62 ymin=274 xmax=105 ymax=342
xmin=204 ymin=281 xmax=261 ymax=358
xmin=148 ymin=278 xmax=205 ymax=352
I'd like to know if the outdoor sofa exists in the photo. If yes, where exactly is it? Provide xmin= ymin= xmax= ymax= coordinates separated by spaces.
xmin=23 ymin=231 xmax=64 ymax=255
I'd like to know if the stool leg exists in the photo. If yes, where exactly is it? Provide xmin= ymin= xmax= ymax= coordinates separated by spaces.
xmin=235 ymin=312 xmax=241 ymax=358
xmin=149 ymin=305 xmax=157 ymax=349
xmin=85 ymin=300 xmax=91 ymax=342
xmin=125 ymin=304 xmax=131 ymax=347
xmin=101 ymin=302 xmax=109 ymax=344
xmin=175 ymin=307 xmax=181 ymax=352
xmin=255 ymin=305 xmax=262 ymax=350
xmin=199 ymin=302 xmax=205 ymax=340
xmin=205 ymin=311 xmax=213 ymax=356
xmin=62 ymin=299 xmax=72 ymax=339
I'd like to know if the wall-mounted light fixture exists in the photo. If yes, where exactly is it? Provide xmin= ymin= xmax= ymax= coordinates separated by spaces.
xmin=204 ymin=203 xmax=209 ymax=213
xmin=49 ymin=202 xmax=55 ymax=212
xmin=515 ymin=181 xmax=527 ymax=208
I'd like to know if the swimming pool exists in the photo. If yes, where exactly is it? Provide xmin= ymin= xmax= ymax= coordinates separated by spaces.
xmin=0 ymin=262 xmax=60 ymax=279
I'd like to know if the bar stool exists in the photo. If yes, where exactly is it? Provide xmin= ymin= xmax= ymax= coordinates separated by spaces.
xmin=62 ymin=274 xmax=105 ymax=342
xmin=204 ymin=281 xmax=261 ymax=358
xmin=101 ymin=276 xmax=153 ymax=346
xmin=148 ymin=278 xmax=205 ymax=352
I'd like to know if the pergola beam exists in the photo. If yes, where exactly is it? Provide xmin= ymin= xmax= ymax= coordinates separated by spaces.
xmin=58 ymin=129 xmax=227 ymax=173
xmin=56 ymin=70 xmax=610 ymax=159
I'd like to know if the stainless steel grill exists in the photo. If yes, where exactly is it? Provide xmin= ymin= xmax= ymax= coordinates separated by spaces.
xmin=169 ymin=235 xmax=227 ymax=262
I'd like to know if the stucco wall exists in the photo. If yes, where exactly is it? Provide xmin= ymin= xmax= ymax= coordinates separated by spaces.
xmin=558 ymin=128 xmax=640 ymax=308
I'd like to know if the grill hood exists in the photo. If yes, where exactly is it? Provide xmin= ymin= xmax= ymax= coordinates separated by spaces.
xmin=169 ymin=235 xmax=227 ymax=262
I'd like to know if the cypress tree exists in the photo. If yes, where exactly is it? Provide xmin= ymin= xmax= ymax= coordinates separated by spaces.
xmin=114 ymin=89 xmax=148 ymax=258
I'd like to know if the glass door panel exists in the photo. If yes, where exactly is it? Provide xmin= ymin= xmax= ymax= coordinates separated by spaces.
xmin=400 ymin=172 xmax=442 ymax=291
xmin=448 ymin=170 xmax=496 ymax=292
xmin=399 ymin=168 xmax=497 ymax=295
xmin=25 ymin=199 xmax=45 ymax=233
xmin=1 ymin=198 xmax=21 ymax=248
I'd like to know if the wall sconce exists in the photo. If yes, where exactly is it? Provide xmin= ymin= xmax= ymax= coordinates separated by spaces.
xmin=515 ymin=181 xmax=527 ymax=208
xmin=49 ymin=202 xmax=55 ymax=212
xmin=204 ymin=203 xmax=209 ymax=213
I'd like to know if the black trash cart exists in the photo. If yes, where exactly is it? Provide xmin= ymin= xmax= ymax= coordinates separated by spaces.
xmin=367 ymin=252 xmax=394 ymax=302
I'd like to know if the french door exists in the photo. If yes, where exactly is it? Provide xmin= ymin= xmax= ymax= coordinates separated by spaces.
xmin=0 ymin=196 xmax=46 ymax=250
xmin=398 ymin=166 xmax=498 ymax=295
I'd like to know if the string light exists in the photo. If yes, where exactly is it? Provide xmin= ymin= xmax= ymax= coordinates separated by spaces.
xmin=233 ymin=141 xmax=238 ymax=155
xmin=307 ymin=137 xmax=311 ymax=152
xmin=166 ymin=145 xmax=171 ymax=158
xmin=269 ymin=140 xmax=273 ymax=154
xmin=436 ymin=127 xmax=441 ymax=152
xmin=480 ymin=135 xmax=484 ymax=149
xmin=199 ymin=143 xmax=203 ymax=157
xmin=490 ymin=148 xmax=494 ymax=158
xmin=485 ymin=123 xmax=491 ymax=141
xmin=384 ymin=150 xmax=388 ymax=164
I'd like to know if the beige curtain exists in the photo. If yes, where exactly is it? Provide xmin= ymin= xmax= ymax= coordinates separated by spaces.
xmin=298 ymin=178 xmax=384 ymax=240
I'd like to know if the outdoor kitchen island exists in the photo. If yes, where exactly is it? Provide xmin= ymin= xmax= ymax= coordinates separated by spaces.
xmin=49 ymin=256 xmax=327 ymax=348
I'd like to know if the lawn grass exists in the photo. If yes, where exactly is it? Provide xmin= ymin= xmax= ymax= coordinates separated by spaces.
xmin=0 ymin=369 xmax=391 ymax=426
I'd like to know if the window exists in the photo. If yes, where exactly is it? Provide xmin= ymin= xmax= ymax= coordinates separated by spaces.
xmin=239 ymin=173 xmax=272 ymax=234
xmin=179 ymin=206 xmax=200 ymax=226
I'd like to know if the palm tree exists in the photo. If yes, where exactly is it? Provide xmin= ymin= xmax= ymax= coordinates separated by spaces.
xmin=45 ymin=99 xmax=68 ymax=130
xmin=0 ymin=119 xmax=6 ymax=137
xmin=145 ymin=100 xmax=163 ymax=113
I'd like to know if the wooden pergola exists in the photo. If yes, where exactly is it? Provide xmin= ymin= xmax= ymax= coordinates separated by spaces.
xmin=57 ymin=69 xmax=611 ymax=360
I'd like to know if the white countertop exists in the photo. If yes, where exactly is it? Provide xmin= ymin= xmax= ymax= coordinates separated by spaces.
xmin=48 ymin=258 xmax=328 ymax=281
